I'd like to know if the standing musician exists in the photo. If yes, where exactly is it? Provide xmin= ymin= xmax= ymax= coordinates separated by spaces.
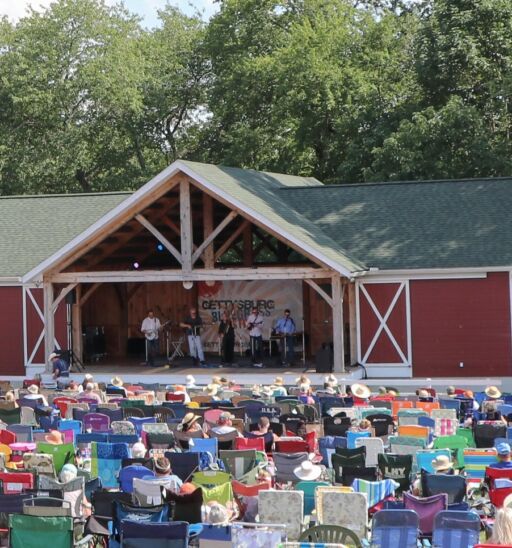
xmin=180 ymin=307 xmax=206 ymax=367
xmin=246 ymin=306 xmax=264 ymax=368
xmin=218 ymin=310 xmax=236 ymax=365
xmin=141 ymin=309 xmax=161 ymax=367
xmin=275 ymin=308 xmax=296 ymax=366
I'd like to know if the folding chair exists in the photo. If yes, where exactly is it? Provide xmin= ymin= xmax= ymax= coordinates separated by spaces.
xmin=485 ymin=466 xmax=512 ymax=508
xmin=339 ymin=464 xmax=378 ymax=487
xmin=421 ymin=471 xmax=466 ymax=504
xmin=188 ymin=437 xmax=218 ymax=457
xmin=474 ymin=422 xmax=507 ymax=448
xmin=370 ymin=509 xmax=419 ymax=548
xmin=208 ymin=430 xmax=238 ymax=450
xmin=366 ymin=414 xmax=394 ymax=439
xmin=22 ymin=497 xmax=72 ymax=517
xmin=463 ymin=448 xmax=498 ymax=480
xmin=38 ymin=476 xmax=85 ymax=518
xmin=355 ymin=437 xmax=384 ymax=467
xmin=416 ymin=449 xmax=452 ymax=474
xmin=192 ymin=470 xmax=233 ymax=504
xmin=166 ymin=452 xmax=200 ymax=482
xmin=35 ymin=442 xmax=75 ymax=474
xmin=347 ymin=430 xmax=371 ymax=449
xmin=275 ymin=439 xmax=309 ymax=453
xmin=389 ymin=436 xmax=426 ymax=466
xmin=120 ymin=520 xmax=189 ymax=548
xmin=219 ymin=449 xmax=257 ymax=480
xmin=146 ymin=432 xmax=175 ymax=451
xmin=258 ymin=489 xmax=304 ymax=541
xmin=0 ymin=408 xmax=21 ymax=425
xmin=272 ymin=452 xmax=309 ymax=483
xmin=316 ymin=488 xmax=368 ymax=539
xmin=434 ymin=418 xmax=459 ymax=437
xmin=397 ymin=425 xmax=430 ymax=441
xmin=432 ymin=510 xmax=480 ymax=548
xmin=416 ymin=401 xmax=440 ymax=414
xmin=9 ymin=514 xmax=74 ymax=548
xmin=0 ymin=471 xmax=33 ymax=494
xmin=352 ymin=478 xmax=399 ymax=509
xmin=112 ymin=500 xmax=169 ymax=539
xmin=334 ymin=446 xmax=366 ymax=467
xmin=433 ymin=435 xmax=469 ymax=468
xmin=295 ymin=480 xmax=330 ymax=515
xmin=392 ymin=400 xmax=413 ymax=418
xmin=235 ymin=437 xmax=265 ymax=452
xmin=90 ymin=441 xmax=130 ymax=489
xmin=323 ymin=416 xmax=351 ymax=437
xmin=378 ymin=453 xmax=413 ymax=493
xmin=119 ymin=464 xmax=156 ymax=493
xmin=403 ymin=492 xmax=447 ymax=537
xmin=318 ymin=436 xmax=347 ymax=467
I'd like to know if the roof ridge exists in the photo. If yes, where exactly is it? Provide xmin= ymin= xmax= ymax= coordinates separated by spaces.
xmin=0 ymin=190 xmax=133 ymax=200
xmin=279 ymin=175 xmax=512 ymax=190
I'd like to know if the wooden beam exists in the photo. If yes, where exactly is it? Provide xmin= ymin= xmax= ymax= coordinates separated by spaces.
xmin=192 ymin=211 xmax=237 ymax=265
xmin=332 ymin=274 xmax=345 ymax=373
xmin=305 ymin=279 xmax=333 ymax=308
xmin=79 ymin=283 xmax=101 ymax=306
xmin=348 ymin=282 xmax=357 ymax=365
xmin=51 ymin=283 xmax=78 ymax=313
xmin=135 ymin=214 xmax=183 ymax=265
xmin=214 ymin=220 xmax=249 ymax=261
xmin=127 ymin=282 xmax=143 ymax=301
xmin=72 ymin=285 xmax=82 ymax=361
xmin=243 ymin=224 xmax=253 ymax=267
xmin=202 ymin=194 xmax=215 ymax=269
xmin=52 ymin=266 xmax=334 ymax=284
xmin=43 ymin=281 xmax=54 ymax=371
xmin=180 ymin=180 xmax=193 ymax=272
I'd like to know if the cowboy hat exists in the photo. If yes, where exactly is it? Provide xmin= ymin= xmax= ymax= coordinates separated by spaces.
xmin=44 ymin=430 xmax=64 ymax=445
xmin=418 ymin=389 xmax=430 ymax=399
xmin=27 ymin=384 xmax=39 ymax=395
xmin=295 ymin=375 xmax=311 ymax=386
xmin=211 ymin=376 xmax=222 ymax=386
xmin=325 ymin=374 xmax=338 ymax=385
xmin=294 ymin=460 xmax=322 ymax=481
xmin=218 ymin=411 xmax=235 ymax=423
xmin=351 ymin=383 xmax=371 ymax=400
xmin=431 ymin=454 xmax=453 ymax=472
xmin=181 ymin=412 xmax=200 ymax=427
xmin=111 ymin=376 xmax=123 ymax=387
xmin=48 ymin=352 xmax=59 ymax=361
xmin=485 ymin=385 xmax=502 ymax=399
xmin=273 ymin=376 xmax=284 ymax=386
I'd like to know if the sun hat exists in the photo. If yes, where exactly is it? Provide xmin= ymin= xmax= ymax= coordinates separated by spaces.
xmin=48 ymin=352 xmax=59 ymax=361
xmin=431 ymin=454 xmax=453 ymax=472
xmin=293 ymin=460 xmax=322 ymax=481
xmin=485 ymin=386 xmax=502 ymax=399
xmin=351 ymin=383 xmax=371 ymax=400
xmin=497 ymin=442 xmax=511 ymax=456
xmin=296 ymin=375 xmax=311 ymax=386
xmin=418 ymin=389 xmax=430 ymax=399
xmin=27 ymin=384 xmax=39 ymax=395
xmin=111 ymin=376 xmax=123 ymax=387
xmin=211 ymin=376 xmax=222 ymax=386
xmin=273 ymin=376 xmax=284 ymax=386
xmin=181 ymin=412 xmax=200 ymax=427
xmin=45 ymin=430 xmax=64 ymax=445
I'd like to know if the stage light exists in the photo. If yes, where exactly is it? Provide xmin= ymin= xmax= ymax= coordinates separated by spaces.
xmin=133 ymin=262 xmax=140 ymax=269
xmin=205 ymin=280 xmax=216 ymax=287
xmin=157 ymin=244 xmax=164 ymax=251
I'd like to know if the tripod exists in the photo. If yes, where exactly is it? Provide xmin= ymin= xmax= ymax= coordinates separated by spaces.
xmin=66 ymin=303 xmax=85 ymax=372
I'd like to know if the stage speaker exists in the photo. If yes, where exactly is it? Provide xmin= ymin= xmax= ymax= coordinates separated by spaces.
xmin=65 ymin=289 xmax=76 ymax=305
xmin=315 ymin=343 xmax=333 ymax=373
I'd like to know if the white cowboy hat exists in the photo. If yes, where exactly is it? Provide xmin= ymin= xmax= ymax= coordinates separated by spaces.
xmin=48 ymin=352 xmax=59 ymax=361
xmin=325 ymin=374 xmax=338 ymax=385
xmin=431 ymin=455 xmax=453 ymax=472
xmin=111 ymin=376 xmax=124 ymax=387
xmin=485 ymin=385 xmax=502 ymax=399
xmin=293 ymin=460 xmax=322 ymax=481
xmin=351 ymin=383 xmax=371 ymax=399
xmin=27 ymin=384 xmax=39 ymax=395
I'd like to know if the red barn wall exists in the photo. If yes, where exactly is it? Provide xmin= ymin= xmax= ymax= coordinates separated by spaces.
xmin=0 ymin=287 xmax=24 ymax=375
xmin=410 ymin=272 xmax=512 ymax=377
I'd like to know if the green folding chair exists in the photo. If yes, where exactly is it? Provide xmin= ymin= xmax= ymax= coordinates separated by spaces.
xmin=433 ymin=435 xmax=469 ymax=468
xmin=456 ymin=427 xmax=476 ymax=448
xmin=220 ymin=449 xmax=257 ymax=480
xmin=36 ymin=443 xmax=75 ymax=474
xmin=9 ymin=514 xmax=73 ymax=548
xmin=296 ymin=481 xmax=330 ymax=515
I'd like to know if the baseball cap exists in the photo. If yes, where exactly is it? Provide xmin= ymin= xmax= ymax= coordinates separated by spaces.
xmin=497 ymin=442 xmax=511 ymax=456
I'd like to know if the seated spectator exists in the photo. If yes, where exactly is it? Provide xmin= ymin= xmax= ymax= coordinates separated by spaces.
xmin=324 ymin=374 xmax=338 ymax=389
xmin=131 ymin=442 xmax=147 ymax=459
xmin=489 ymin=507 xmax=512 ymax=545
xmin=324 ymin=384 xmax=337 ymax=395
xmin=178 ymin=412 xmax=205 ymax=436
xmin=294 ymin=460 xmax=323 ymax=482
xmin=203 ymin=383 xmax=220 ymax=400
xmin=446 ymin=385 xmax=456 ymax=398
xmin=185 ymin=375 xmax=197 ymax=389
xmin=296 ymin=374 xmax=311 ymax=388
xmin=107 ymin=376 xmax=129 ymax=397
xmin=45 ymin=430 xmax=64 ymax=445
xmin=148 ymin=456 xmax=182 ymax=493
xmin=491 ymin=443 xmax=512 ymax=469
xmin=81 ymin=373 xmax=95 ymax=391
xmin=209 ymin=411 xmax=241 ymax=437
xmin=77 ymin=383 xmax=102 ymax=404
xmin=251 ymin=416 xmax=280 ymax=443
xmin=486 ymin=385 xmax=502 ymax=401
xmin=482 ymin=400 xmax=506 ymax=422
xmin=60 ymin=463 xmax=92 ymax=517
xmin=351 ymin=382 xmax=371 ymax=403
xmin=413 ymin=454 xmax=454 ymax=495
xmin=5 ymin=391 xmax=18 ymax=407
xmin=271 ymin=377 xmax=287 ymax=397
xmin=49 ymin=352 xmax=69 ymax=380
xmin=260 ymin=386 xmax=274 ymax=400
xmin=205 ymin=502 xmax=234 ymax=525
xmin=172 ymin=384 xmax=190 ymax=404
xmin=298 ymin=383 xmax=315 ymax=405
xmin=350 ymin=419 xmax=372 ymax=433
xmin=25 ymin=384 xmax=48 ymax=407
xmin=417 ymin=389 xmax=433 ymax=402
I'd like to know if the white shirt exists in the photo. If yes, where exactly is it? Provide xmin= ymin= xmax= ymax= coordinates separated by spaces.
xmin=246 ymin=313 xmax=264 ymax=337
xmin=141 ymin=317 xmax=161 ymax=340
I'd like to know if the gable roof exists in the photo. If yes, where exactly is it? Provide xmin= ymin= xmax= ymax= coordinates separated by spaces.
xmin=283 ymin=176 xmax=512 ymax=270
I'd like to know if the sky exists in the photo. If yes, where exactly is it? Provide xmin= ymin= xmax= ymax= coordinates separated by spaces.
xmin=0 ymin=0 xmax=219 ymax=26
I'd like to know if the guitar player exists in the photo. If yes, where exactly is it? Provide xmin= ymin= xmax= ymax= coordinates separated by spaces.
xmin=141 ymin=309 xmax=161 ymax=367
xmin=246 ymin=306 xmax=264 ymax=368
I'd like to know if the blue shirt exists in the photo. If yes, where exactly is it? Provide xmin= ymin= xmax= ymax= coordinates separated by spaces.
xmin=275 ymin=316 xmax=296 ymax=335
xmin=491 ymin=460 xmax=512 ymax=468
xmin=52 ymin=358 xmax=69 ymax=377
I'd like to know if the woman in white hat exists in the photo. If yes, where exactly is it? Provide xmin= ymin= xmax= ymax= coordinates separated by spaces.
xmin=108 ymin=376 xmax=129 ymax=397
xmin=293 ymin=460 xmax=323 ymax=482
xmin=271 ymin=377 xmax=287 ymax=397
xmin=350 ymin=383 xmax=371 ymax=402
xmin=324 ymin=374 xmax=338 ymax=387
xmin=412 ymin=454 xmax=454 ymax=495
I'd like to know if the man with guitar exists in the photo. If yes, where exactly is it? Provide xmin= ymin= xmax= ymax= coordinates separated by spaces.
xmin=180 ymin=307 xmax=206 ymax=368
xmin=141 ymin=309 xmax=161 ymax=367
xmin=246 ymin=306 xmax=264 ymax=368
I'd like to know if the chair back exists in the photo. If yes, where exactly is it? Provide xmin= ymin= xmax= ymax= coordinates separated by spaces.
xmin=96 ymin=407 xmax=123 ymax=422
xmin=421 ymin=471 xmax=466 ymax=504
xmin=120 ymin=519 xmax=189 ymax=548
xmin=318 ymin=436 xmax=346 ymax=467
xmin=295 ymin=481 xmax=330 ymax=515
xmin=119 ymin=464 xmax=156 ymax=493
xmin=352 ymin=478 xmax=400 ymax=508
xmin=323 ymin=416 xmax=351 ymax=437
xmin=188 ymin=437 xmax=218 ymax=457
xmin=355 ymin=437 xmax=384 ymax=467
xmin=164 ymin=489 xmax=203 ymax=524
xmin=371 ymin=509 xmax=419 ymax=548
xmin=165 ymin=452 xmax=200 ymax=482
xmin=431 ymin=408 xmax=457 ymax=420
xmin=416 ymin=449 xmax=451 ymax=474
xmin=220 ymin=449 xmax=257 ymax=480
xmin=463 ymin=448 xmax=498 ymax=479
xmin=347 ymin=430 xmax=371 ymax=449
xmin=378 ymin=453 xmax=413 ymax=493
xmin=38 ymin=476 xmax=85 ymax=517
xmin=0 ymin=472 xmax=33 ymax=494
xmin=112 ymin=500 xmax=169 ymax=538
xmin=315 ymin=488 xmax=368 ymax=538
xmin=434 ymin=418 xmax=458 ymax=437
xmin=235 ymin=437 xmax=265 ymax=452
xmin=403 ymin=492 xmax=447 ymax=536
xmin=415 ymin=401 xmax=440 ymax=414
xmin=258 ymin=489 xmax=304 ymax=541
xmin=397 ymin=425 xmax=430 ymax=440
xmin=474 ymin=422 xmax=507 ymax=448
xmin=334 ymin=446 xmax=366 ymax=467
xmin=90 ymin=441 xmax=130 ymax=488
xmin=275 ymin=439 xmax=309 ymax=453
xmin=35 ymin=442 xmax=75 ymax=474
xmin=432 ymin=510 xmax=480 ymax=548
xmin=485 ymin=466 xmax=512 ymax=507
xmin=273 ymin=452 xmax=308 ymax=483
xmin=366 ymin=414 xmax=394 ymax=438
xmin=391 ymin=400 xmax=413 ymax=418
xmin=9 ymin=514 xmax=73 ymax=548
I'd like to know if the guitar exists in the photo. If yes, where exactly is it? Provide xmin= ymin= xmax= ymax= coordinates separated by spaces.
xmin=144 ymin=320 xmax=171 ymax=341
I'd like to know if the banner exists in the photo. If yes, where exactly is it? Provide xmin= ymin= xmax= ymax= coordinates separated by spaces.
xmin=197 ymin=280 xmax=303 ymax=352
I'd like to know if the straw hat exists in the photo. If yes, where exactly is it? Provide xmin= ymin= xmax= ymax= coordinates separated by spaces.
xmin=418 ymin=389 xmax=430 ymax=399
xmin=48 ymin=352 xmax=59 ymax=361
xmin=45 ymin=430 xmax=64 ymax=445
xmin=27 ymin=384 xmax=39 ymax=395
xmin=204 ymin=384 xmax=218 ymax=397
xmin=351 ymin=383 xmax=371 ymax=400
xmin=218 ymin=411 xmax=235 ymax=423
xmin=325 ymin=374 xmax=338 ymax=386
xmin=273 ymin=376 xmax=284 ymax=386
xmin=111 ymin=376 xmax=123 ymax=387
xmin=181 ymin=412 xmax=200 ymax=428
xmin=294 ymin=460 xmax=322 ymax=481
xmin=485 ymin=385 xmax=502 ymax=399
xmin=431 ymin=455 xmax=453 ymax=472
xmin=296 ymin=375 xmax=311 ymax=386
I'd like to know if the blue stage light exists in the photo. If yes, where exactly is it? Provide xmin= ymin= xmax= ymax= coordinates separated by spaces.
xmin=157 ymin=243 xmax=164 ymax=251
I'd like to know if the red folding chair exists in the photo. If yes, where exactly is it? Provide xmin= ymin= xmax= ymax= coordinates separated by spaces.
xmin=485 ymin=466 xmax=512 ymax=508
xmin=275 ymin=440 xmax=309 ymax=453
xmin=235 ymin=437 xmax=265 ymax=452
xmin=165 ymin=393 xmax=185 ymax=403
xmin=0 ymin=472 xmax=33 ymax=494
xmin=232 ymin=479 xmax=270 ymax=497
xmin=22 ymin=380 xmax=40 ymax=389
xmin=53 ymin=396 xmax=78 ymax=418
xmin=0 ymin=430 xmax=16 ymax=446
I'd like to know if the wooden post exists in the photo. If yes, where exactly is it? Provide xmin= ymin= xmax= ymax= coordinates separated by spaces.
xmin=202 ymin=194 xmax=215 ymax=269
xmin=72 ymin=285 xmax=83 ymax=361
xmin=180 ymin=180 xmax=192 ymax=273
xmin=43 ymin=281 xmax=55 ymax=372
xmin=348 ymin=282 xmax=357 ymax=366
xmin=243 ymin=224 xmax=253 ymax=267
xmin=332 ymin=274 xmax=345 ymax=373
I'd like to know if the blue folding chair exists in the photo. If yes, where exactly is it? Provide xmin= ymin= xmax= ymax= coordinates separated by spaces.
xmin=129 ymin=417 xmax=156 ymax=437
xmin=58 ymin=419 xmax=82 ymax=439
xmin=417 ymin=416 xmax=435 ymax=429
xmin=161 ymin=403 xmax=187 ymax=419
xmin=166 ymin=452 xmax=200 ymax=483
xmin=347 ymin=430 xmax=371 ymax=449
xmin=7 ymin=424 xmax=33 ymax=442
xmin=120 ymin=520 xmax=189 ymax=548
xmin=318 ymin=436 xmax=347 ymax=467
xmin=416 ymin=449 xmax=451 ymax=474
xmin=119 ymin=464 xmax=156 ymax=493
xmin=188 ymin=437 xmax=218 ymax=457
xmin=39 ymin=415 xmax=60 ymax=432
xmin=109 ymin=434 xmax=139 ymax=446
xmin=370 ymin=509 xmax=419 ymax=548
xmin=432 ymin=510 xmax=480 ymax=548
xmin=113 ymin=501 xmax=169 ymax=539
xmin=439 ymin=399 xmax=461 ymax=414
xmin=507 ymin=427 xmax=512 ymax=441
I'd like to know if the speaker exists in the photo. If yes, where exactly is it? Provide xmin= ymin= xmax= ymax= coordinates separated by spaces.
xmin=315 ymin=343 xmax=333 ymax=373
xmin=65 ymin=289 xmax=76 ymax=305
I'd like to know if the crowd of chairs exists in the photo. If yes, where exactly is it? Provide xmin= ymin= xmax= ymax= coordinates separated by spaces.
xmin=0 ymin=379 xmax=510 ymax=546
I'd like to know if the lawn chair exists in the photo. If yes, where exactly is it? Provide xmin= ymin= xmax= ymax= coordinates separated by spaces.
xmin=397 ymin=425 xmax=430 ymax=441
xmin=9 ymin=514 xmax=74 ymax=548
xmin=188 ymin=437 xmax=218 ymax=457
xmin=389 ymin=436 xmax=427 ymax=466
xmin=361 ymin=407 xmax=392 ymax=419
xmin=207 ymin=429 xmax=237 ymax=450
xmin=0 ymin=408 xmax=21 ymax=425
xmin=397 ymin=409 xmax=428 ymax=426
xmin=219 ymin=449 xmax=257 ymax=480
xmin=275 ymin=439 xmax=309 ymax=453
xmin=166 ymin=452 xmax=200 ymax=482
xmin=347 ymin=430 xmax=371 ymax=449
xmin=416 ymin=449 xmax=452 ymax=474
xmin=273 ymin=452 xmax=309 ymax=483
xmin=339 ymin=465 xmax=378 ymax=487
xmin=352 ymin=478 xmax=399 ymax=509
xmin=431 ymin=408 xmax=457 ymax=421
xmin=432 ymin=510 xmax=480 ymax=548
xmin=22 ymin=497 xmax=72 ymax=517
xmin=296 ymin=480 xmax=330 ymax=515
xmin=120 ymin=520 xmax=189 ymax=548
xmin=36 ymin=442 xmax=75 ymax=474
xmin=0 ymin=471 xmax=33 ymax=494
xmin=485 ymin=466 xmax=512 ymax=508
xmin=38 ymin=475 xmax=85 ymax=518
xmin=323 ymin=416 xmax=351 ymax=437
xmin=403 ymin=492 xmax=447 ymax=537
xmin=474 ymin=422 xmax=507 ymax=448
xmin=258 ymin=489 xmax=304 ymax=541
xmin=164 ymin=488 xmax=203 ymax=523
xmin=299 ymin=524 xmax=362 ymax=545
xmin=421 ymin=471 xmax=466 ymax=504
xmin=95 ymin=407 xmax=123 ymax=423
xmin=111 ymin=420 xmax=136 ymax=435
xmin=146 ymin=432 xmax=175 ymax=451
xmin=366 ymin=414 xmax=395 ymax=439
xmin=128 ymin=416 xmax=156 ymax=437
xmin=235 ymin=437 xmax=265 ymax=451
xmin=463 ymin=448 xmax=498 ymax=480
xmin=392 ymin=400 xmax=414 ymax=418
xmin=90 ymin=441 xmax=130 ymax=488
xmin=316 ymin=488 xmax=368 ymax=539
xmin=112 ymin=500 xmax=169 ymax=540
xmin=119 ymin=464 xmax=156 ymax=493
xmin=318 ymin=435 xmax=347 ymax=467
xmin=53 ymin=397 xmax=78 ymax=419
xmin=434 ymin=418 xmax=459 ymax=437
xmin=355 ymin=437 xmax=385 ymax=467
xmin=439 ymin=398 xmax=461 ymax=416
xmin=433 ymin=435 xmax=469 ymax=468
xmin=378 ymin=453 xmax=413 ymax=493
xmin=334 ymin=446 xmax=367 ymax=467
xmin=192 ymin=470 xmax=233 ymax=505
xmin=370 ymin=509 xmax=419 ymax=548
xmin=8 ymin=424 xmax=32 ymax=442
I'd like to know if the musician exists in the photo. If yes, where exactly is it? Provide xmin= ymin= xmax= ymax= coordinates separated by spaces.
xmin=141 ymin=309 xmax=161 ymax=367
xmin=275 ymin=309 xmax=296 ymax=366
xmin=180 ymin=308 xmax=206 ymax=367
xmin=246 ymin=306 xmax=264 ymax=368
xmin=218 ymin=310 xmax=236 ymax=365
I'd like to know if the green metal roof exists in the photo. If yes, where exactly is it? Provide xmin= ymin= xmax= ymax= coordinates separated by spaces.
xmin=0 ymin=192 xmax=129 ymax=278
xmin=282 ymin=177 xmax=512 ymax=270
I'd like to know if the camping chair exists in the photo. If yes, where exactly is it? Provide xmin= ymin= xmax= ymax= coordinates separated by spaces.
xmin=347 ymin=430 xmax=371 ymax=449
xmin=416 ymin=449 xmax=452 ymax=474
xmin=165 ymin=488 xmax=203 ymax=524
xmin=38 ymin=476 xmax=85 ymax=518
xmin=432 ymin=510 xmax=480 ymax=548
xmin=463 ymin=448 xmax=498 ymax=480
xmin=153 ymin=406 xmax=175 ymax=424
xmin=273 ymin=452 xmax=309 ymax=483
xmin=0 ymin=408 xmax=21 ymax=425
xmin=166 ymin=452 xmax=200 ymax=483
xmin=298 ymin=524 xmax=362 ymax=546
xmin=95 ymin=407 xmax=123 ymax=422
xmin=275 ymin=439 xmax=309 ymax=453
xmin=146 ymin=432 xmax=175 ymax=451
xmin=36 ymin=442 xmax=75 ymax=474
xmin=22 ymin=497 xmax=72 ymax=517
xmin=485 ymin=466 xmax=512 ymax=508
xmin=90 ymin=441 xmax=130 ymax=489
xmin=397 ymin=425 xmax=431 ymax=441
xmin=111 ymin=420 xmax=136 ymax=435
xmin=0 ymin=429 xmax=15 ymax=445
xmin=434 ymin=418 xmax=459 ymax=437
xmin=352 ymin=478 xmax=399 ymax=509
xmin=128 ymin=416 xmax=156 ymax=437
xmin=112 ymin=500 xmax=169 ymax=539
xmin=415 ymin=401 xmax=440 ymax=414
xmin=316 ymin=488 xmax=368 ymax=539
xmin=334 ymin=446 xmax=367 ymax=466
xmin=207 ymin=429 xmax=238 ymax=450
xmin=355 ymin=437 xmax=385 ymax=467
xmin=378 ymin=453 xmax=413 ymax=493
xmin=389 ymin=436 xmax=427 ymax=466
xmin=9 ymin=514 xmax=75 ymax=548
xmin=318 ymin=436 xmax=347 ymax=467
xmin=323 ymin=416 xmax=351 ymax=437
xmin=338 ymin=464 xmax=378 ymax=487
xmin=8 ymin=424 xmax=32 ymax=442
xmin=219 ymin=449 xmax=257 ymax=480
xmin=361 ymin=407 xmax=392 ymax=419
xmin=403 ymin=492 xmax=447 ymax=537
xmin=296 ymin=480 xmax=330 ymax=515
xmin=123 ymin=407 xmax=145 ymax=419
xmin=119 ymin=464 xmax=156 ymax=493
xmin=0 ymin=471 xmax=33 ymax=494
xmin=433 ymin=435 xmax=469 ymax=468
xmin=52 ymin=397 xmax=78 ymax=419
xmin=397 ymin=408 xmax=428 ymax=426
xmin=235 ymin=436 xmax=265 ymax=452
xmin=370 ymin=509 xmax=419 ymax=548
xmin=366 ymin=414 xmax=395 ymax=439
xmin=431 ymin=408 xmax=458 ymax=420
xmin=456 ymin=427 xmax=475 ymax=447
xmin=192 ymin=470 xmax=233 ymax=505
xmin=392 ymin=400 xmax=414 ymax=418
xmin=174 ymin=430 xmax=203 ymax=451
xmin=258 ymin=489 xmax=304 ymax=541
xmin=421 ymin=471 xmax=466 ymax=504
xmin=120 ymin=520 xmax=189 ymax=548
xmin=188 ymin=437 xmax=218 ymax=457
xmin=474 ymin=422 xmax=507 ymax=448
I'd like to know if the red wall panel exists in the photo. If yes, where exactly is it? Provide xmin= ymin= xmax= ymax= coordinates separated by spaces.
xmin=410 ymin=273 xmax=512 ymax=377
xmin=0 ymin=287 xmax=25 ymax=375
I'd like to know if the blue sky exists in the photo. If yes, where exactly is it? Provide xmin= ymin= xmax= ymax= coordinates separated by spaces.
xmin=0 ymin=1 xmax=219 ymax=24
